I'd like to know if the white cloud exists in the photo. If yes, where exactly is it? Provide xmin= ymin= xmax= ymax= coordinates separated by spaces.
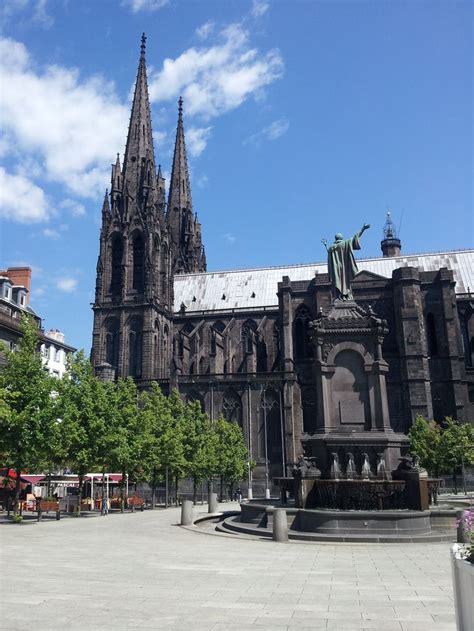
xmin=186 ymin=127 xmax=212 ymax=157
xmin=244 ymin=117 xmax=289 ymax=146
xmin=264 ymin=118 xmax=289 ymax=140
xmin=223 ymin=232 xmax=236 ymax=244
xmin=1 ymin=0 xmax=53 ymax=28
xmin=149 ymin=23 xmax=283 ymax=119
xmin=56 ymin=277 xmax=78 ymax=292
xmin=0 ymin=37 xmax=128 ymax=200
xmin=196 ymin=21 xmax=215 ymax=40
xmin=59 ymin=198 xmax=86 ymax=217
xmin=42 ymin=228 xmax=60 ymax=239
xmin=196 ymin=174 xmax=209 ymax=189
xmin=0 ymin=167 xmax=49 ymax=223
xmin=251 ymin=0 xmax=270 ymax=18
xmin=122 ymin=0 xmax=168 ymax=12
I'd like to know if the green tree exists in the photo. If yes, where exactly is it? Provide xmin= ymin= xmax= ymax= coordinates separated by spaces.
xmin=439 ymin=417 xmax=474 ymax=483
xmin=107 ymin=377 xmax=143 ymax=511
xmin=181 ymin=402 xmax=218 ymax=503
xmin=214 ymin=416 xmax=248 ymax=499
xmin=57 ymin=351 xmax=113 ymax=514
xmin=141 ymin=386 xmax=187 ymax=506
xmin=408 ymin=415 xmax=443 ymax=476
xmin=0 ymin=315 xmax=55 ymax=513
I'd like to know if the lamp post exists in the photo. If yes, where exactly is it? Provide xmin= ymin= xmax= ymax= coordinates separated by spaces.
xmin=260 ymin=383 xmax=277 ymax=500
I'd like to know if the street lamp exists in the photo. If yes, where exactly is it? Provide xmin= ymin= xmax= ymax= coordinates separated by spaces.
xmin=260 ymin=383 xmax=277 ymax=500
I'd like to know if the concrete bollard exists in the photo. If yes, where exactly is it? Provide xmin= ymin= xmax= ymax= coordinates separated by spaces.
xmin=273 ymin=508 xmax=289 ymax=542
xmin=180 ymin=499 xmax=193 ymax=526
xmin=208 ymin=492 xmax=218 ymax=514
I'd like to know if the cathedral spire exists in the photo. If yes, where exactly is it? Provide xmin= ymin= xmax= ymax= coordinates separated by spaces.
xmin=122 ymin=33 xmax=157 ymax=204
xmin=167 ymin=96 xmax=193 ymax=217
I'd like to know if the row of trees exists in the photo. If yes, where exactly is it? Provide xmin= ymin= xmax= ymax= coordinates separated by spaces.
xmin=408 ymin=415 xmax=474 ymax=484
xmin=0 ymin=317 xmax=249 ymax=514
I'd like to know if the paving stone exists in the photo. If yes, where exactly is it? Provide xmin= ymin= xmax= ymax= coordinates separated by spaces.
xmin=0 ymin=506 xmax=456 ymax=631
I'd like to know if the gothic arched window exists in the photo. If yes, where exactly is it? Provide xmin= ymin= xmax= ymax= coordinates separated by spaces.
xmin=105 ymin=318 xmax=119 ymax=367
xmin=426 ymin=313 xmax=439 ymax=357
xmin=294 ymin=305 xmax=313 ymax=360
xmin=256 ymin=336 xmax=268 ymax=372
xmin=132 ymin=233 xmax=145 ymax=292
xmin=222 ymin=389 xmax=243 ymax=427
xmin=242 ymin=320 xmax=257 ymax=354
xmin=110 ymin=235 xmax=123 ymax=295
xmin=128 ymin=317 xmax=143 ymax=378
xmin=186 ymin=390 xmax=204 ymax=411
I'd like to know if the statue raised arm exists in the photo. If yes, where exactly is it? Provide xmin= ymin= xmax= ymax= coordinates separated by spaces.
xmin=327 ymin=224 xmax=370 ymax=300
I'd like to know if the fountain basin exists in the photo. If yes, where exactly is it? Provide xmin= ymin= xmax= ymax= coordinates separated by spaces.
xmin=229 ymin=501 xmax=455 ymax=542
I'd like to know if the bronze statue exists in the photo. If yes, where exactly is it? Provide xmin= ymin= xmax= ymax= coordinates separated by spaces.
xmin=325 ymin=223 xmax=370 ymax=300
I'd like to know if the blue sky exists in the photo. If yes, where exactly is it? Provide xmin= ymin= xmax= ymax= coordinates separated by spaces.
xmin=0 ymin=0 xmax=472 ymax=353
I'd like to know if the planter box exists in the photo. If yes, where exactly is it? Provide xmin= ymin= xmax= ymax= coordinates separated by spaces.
xmin=451 ymin=543 xmax=474 ymax=630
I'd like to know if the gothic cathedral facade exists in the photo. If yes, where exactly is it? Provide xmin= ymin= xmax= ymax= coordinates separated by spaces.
xmin=91 ymin=37 xmax=474 ymax=492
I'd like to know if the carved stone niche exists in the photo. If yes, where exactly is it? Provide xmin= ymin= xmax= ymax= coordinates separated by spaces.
xmin=305 ymin=300 xmax=409 ymax=476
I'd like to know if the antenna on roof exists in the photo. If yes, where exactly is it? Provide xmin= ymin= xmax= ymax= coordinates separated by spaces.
xmin=398 ymin=209 xmax=404 ymax=237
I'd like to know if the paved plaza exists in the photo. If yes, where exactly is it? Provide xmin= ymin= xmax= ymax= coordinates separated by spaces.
xmin=0 ymin=505 xmax=456 ymax=630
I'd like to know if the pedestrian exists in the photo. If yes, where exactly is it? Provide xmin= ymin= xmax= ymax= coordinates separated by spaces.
xmin=102 ymin=496 xmax=109 ymax=516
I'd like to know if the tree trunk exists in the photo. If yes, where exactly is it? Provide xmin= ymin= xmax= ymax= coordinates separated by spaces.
xmin=193 ymin=479 xmax=197 ymax=505
xmin=174 ymin=476 xmax=179 ymax=505
xmin=219 ymin=476 xmax=223 ymax=502
xmin=151 ymin=468 xmax=156 ymax=510
xmin=14 ymin=467 xmax=21 ymax=516
xmin=77 ymin=474 xmax=84 ymax=516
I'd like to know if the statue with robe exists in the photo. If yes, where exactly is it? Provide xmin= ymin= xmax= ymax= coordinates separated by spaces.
xmin=327 ymin=223 xmax=370 ymax=300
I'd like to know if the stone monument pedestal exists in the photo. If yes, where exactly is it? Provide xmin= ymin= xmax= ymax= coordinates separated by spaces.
xmin=306 ymin=300 xmax=409 ymax=479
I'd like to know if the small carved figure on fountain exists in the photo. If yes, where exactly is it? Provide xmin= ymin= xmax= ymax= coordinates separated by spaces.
xmin=361 ymin=453 xmax=372 ymax=479
xmin=411 ymin=454 xmax=428 ymax=479
xmin=392 ymin=455 xmax=414 ymax=480
xmin=292 ymin=454 xmax=321 ymax=479
xmin=330 ymin=452 xmax=342 ymax=479
xmin=376 ymin=453 xmax=387 ymax=480
xmin=346 ymin=452 xmax=355 ymax=480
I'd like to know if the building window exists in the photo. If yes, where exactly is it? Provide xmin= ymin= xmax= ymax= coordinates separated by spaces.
xmin=426 ymin=313 xmax=439 ymax=357
xmin=256 ymin=336 xmax=267 ymax=372
xmin=132 ymin=234 xmax=145 ymax=292
xmin=54 ymin=347 xmax=61 ymax=362
xmin=110 ymin=235 xmax=123 ymax=295
xmin=294 ymin=305 xmax=313 ymax=360
xmin=242 ymin=320 xmax=257 ymax=355
xmin=128 ymin=317 xmax=143 ymax=378
xmin=222 ymin=390 xmax=243 ymax=427
xmin=105 ymin=319 xmax=120 ymax=367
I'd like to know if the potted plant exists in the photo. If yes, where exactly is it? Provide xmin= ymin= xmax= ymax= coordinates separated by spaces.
xmin=451 ymin=510 xmax=474 ymax=630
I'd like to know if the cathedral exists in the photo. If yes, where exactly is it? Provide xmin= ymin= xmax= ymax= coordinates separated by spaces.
xmin=91 ymin=36 xmax=474 ymax=493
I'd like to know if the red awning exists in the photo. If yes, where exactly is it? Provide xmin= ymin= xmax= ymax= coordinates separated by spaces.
xmin=21 ymin=475 xmax=45 ymax=485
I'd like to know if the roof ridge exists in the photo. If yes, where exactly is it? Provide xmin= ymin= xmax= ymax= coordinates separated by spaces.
xmin=174 ymin=248 xmax=474 ymax=279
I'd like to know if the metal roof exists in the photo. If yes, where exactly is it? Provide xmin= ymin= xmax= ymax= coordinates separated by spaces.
xmin=174 ymin=249 xmax=474 ymax=314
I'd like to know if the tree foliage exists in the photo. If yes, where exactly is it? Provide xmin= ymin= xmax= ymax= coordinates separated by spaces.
xmin=0 ymin=315 xmax=56 ymax=511
xmin=1 ymin=337 xmax=251 ymax=510
xmin=409 ymin=414 xmax=474 ymax=475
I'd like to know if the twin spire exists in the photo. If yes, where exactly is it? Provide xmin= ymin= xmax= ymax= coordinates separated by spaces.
xmin=107 ymin=34 xmax=206 ymax=273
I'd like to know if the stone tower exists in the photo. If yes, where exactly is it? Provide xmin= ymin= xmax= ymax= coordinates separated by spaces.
xmin=167 ymin=98 xmax=207 ymax=274
xmin=91 ymin=34 xmax=173 ymax=383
